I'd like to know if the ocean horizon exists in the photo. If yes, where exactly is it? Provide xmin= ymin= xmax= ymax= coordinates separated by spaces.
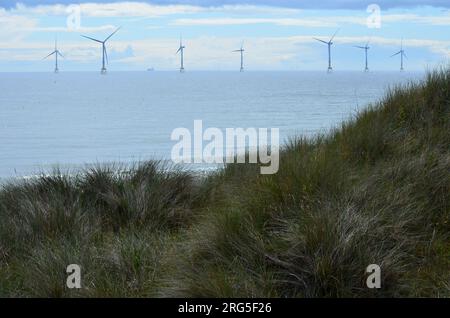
xmin=0 ymin=71 xmax=424 ymax=180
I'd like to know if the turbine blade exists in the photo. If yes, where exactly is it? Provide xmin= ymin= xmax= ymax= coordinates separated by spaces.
xmin=104 ymin=26 xmax=121 ymax=42
xmin=104 ymin=46 xmax=108 ymax=64
xmin=402 ymin=51 xmax=407 ymax=59
xmin=330 ymin=28 xmax=340 ymax=42
xmin=391 ymin=51 xmax=401 ymax=57
xmin=354 ymin=46 xmax=366 ymax=49
xmin=57 ymin=51 xmax=64 ymax=58
xmin=313 ymin=38 xmax=328 ymax=44
xmin=176 ymin=46 xmax=181 ymax=54
xmin=81 ymin=35 xmax=102 ymax=43
xmin=43 ymin=51 xmax=56 ymax=59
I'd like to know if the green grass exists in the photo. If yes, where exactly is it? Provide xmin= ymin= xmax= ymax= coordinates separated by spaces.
xmin=0 ymin=68 xmax=449 ymax=297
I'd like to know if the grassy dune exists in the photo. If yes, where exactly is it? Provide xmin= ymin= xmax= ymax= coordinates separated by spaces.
xmin=0 ymin=68 xmax=449 ymax=297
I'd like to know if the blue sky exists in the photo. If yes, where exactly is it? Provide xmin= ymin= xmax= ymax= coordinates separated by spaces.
xmin=0 ymin=1 xmax=449 ymax=71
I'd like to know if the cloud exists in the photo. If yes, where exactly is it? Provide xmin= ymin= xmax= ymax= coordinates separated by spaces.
xmin=27 ymin=25 xmax=118 ymax=33
xmin=0 ymin=8 xmax=37 ymax=41
xmin=8 ymin=2 xmax=300 ymax=18
xmin=172 ymin=13 xmax=450 ymax=27
xmin=4 ymin=2 xmax=450 ymax=31
xmin=381 ymin=13 xmax=450 ymax=25
xmin=11 ymin=2 xmax=205 ymax=17
xmin=0 ymin=7 xmax=118 ymax=43
xmin=172 ymin=17 xmax=364 ymax=27
xmin=105 ymin=44 xmax=135 ymax=60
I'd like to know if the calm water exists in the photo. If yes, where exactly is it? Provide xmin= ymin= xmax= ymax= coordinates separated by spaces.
xmin=0 ymin=71 xmax=424 ymax=179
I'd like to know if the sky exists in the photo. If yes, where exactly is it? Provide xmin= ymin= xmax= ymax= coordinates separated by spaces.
xmin=0 ymin=0 xmax=449 ymax=71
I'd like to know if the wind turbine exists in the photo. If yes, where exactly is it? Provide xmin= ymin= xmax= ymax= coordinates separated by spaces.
xmin=176 ymin=36 xmax=185 ymax=73
xmin=43 ymin=38 xmax=63 ymax=73
xmin=354 ymin=40 xmax=370 ymax=72
xmin=81 ymin=27 xmax=121 ymax=74
xmin=233 ymin=42 xmax=245 ymax=72
xmin=391 ymin=39 xmax=407 ymax=71
xmin=314 ymin=29 xmax=339 ymax=72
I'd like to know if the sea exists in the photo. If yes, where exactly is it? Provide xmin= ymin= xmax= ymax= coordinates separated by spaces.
xmin=0 ymin=71 xmax=425 ymax=180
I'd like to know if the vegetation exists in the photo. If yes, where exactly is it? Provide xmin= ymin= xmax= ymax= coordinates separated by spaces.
xmin=0 ymin=68 xmax=449 ymax=297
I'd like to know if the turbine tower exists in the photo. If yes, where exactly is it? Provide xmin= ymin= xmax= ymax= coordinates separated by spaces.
xmin=233 ymin=42 xmax=245 ymax=72
xmin=81 ymin=27 xmax=121 ymax=74
xmin=391 ymin=39 xmax=407 ymax=71
xmin=354 ymin=40 xmax=370 ymax=72
xmin=176 ymin=36 xmax=185 ymax=73
xmin=43 ymin=38 xmax=63 ymax=73
xmin=314 ymin=29 xmax=339 ymax=72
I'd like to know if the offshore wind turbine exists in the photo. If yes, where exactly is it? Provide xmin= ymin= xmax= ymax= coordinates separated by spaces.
xmin=43 ymin=38 xmax=63 ymax=73
xmin=81 ymin=27 xmax=121 ymax=74
xmin=354 ymin=40 xmax=370 ymax=72
xmin=314 ymin=29 xmax=339 ymax=72
xmin=233 ymin=42 xmax=245 ymax=72
xmin=176 ymin=36 xmax=185 ymax=73
xmin=391 ymin=39 xmax=407 ymax=71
